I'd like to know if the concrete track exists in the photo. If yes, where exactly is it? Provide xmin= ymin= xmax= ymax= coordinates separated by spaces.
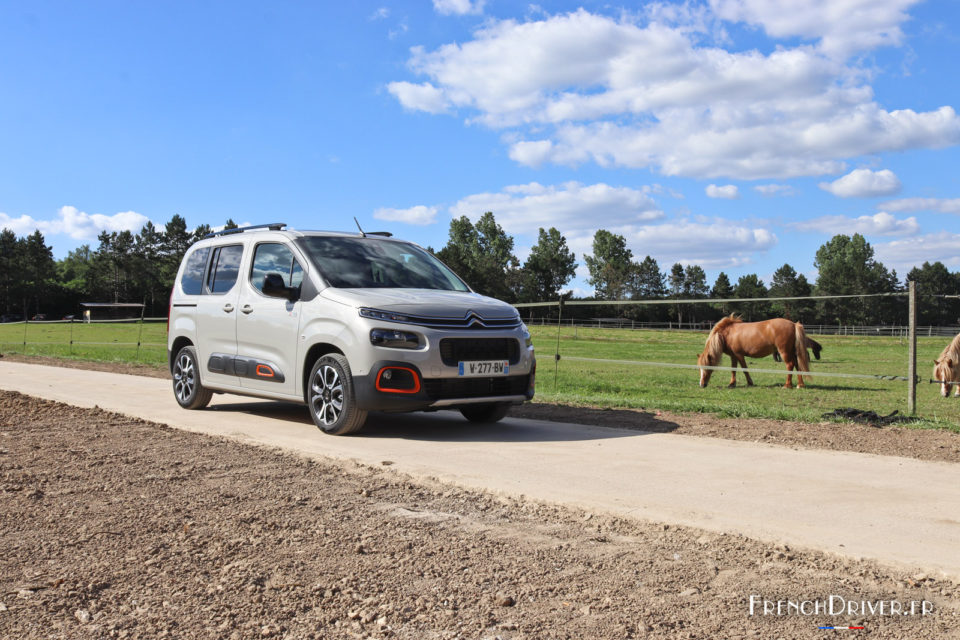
xmin=2 ymin=361 xmax=958 ymax=580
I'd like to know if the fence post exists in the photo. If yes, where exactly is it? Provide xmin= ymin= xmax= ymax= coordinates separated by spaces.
xmin=553 ymin=298 xmax=563 ymax=391
xmin=908 ymin=281 xmax=917 ymax=415
xmin=135 ymin=303 xmax=146 ymax=362
xmin=22 ymin=301 xmax=28 ymax=351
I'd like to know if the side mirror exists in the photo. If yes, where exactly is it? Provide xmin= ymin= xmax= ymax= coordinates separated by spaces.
xmin=262 ymin=272 xmax=298 ymax=301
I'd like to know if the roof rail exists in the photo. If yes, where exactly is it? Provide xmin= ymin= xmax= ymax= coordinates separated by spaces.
xmin=205 ymin=222 xmax=287 ymax=238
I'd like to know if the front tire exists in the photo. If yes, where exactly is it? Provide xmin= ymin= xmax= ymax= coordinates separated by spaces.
xmin=307 ymin=354 xmax=368 ymax=435
xmin=172 ymin=346 xmax=213 ymax=409
xmin=460 ymin=402 xmax=512 ymax=423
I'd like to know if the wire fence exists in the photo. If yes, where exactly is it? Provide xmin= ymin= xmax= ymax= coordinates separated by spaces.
xmin=517 ymin=287 xmax=938 ymax=415
xmin=520 ymin=316 xmax=959 ymax=338
xmin=0 ymin=317 xmax=168 ymax=363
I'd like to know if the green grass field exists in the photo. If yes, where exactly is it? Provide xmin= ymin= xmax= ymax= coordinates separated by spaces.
xmin=1 ymin=320 xmax=957 ymax=430
xmin=0 ymin=320 xmax=168 ymax=365
xmin=529 ymin=325 xmax=960 ymax=431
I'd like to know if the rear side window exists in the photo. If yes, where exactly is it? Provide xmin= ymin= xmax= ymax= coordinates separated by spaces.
xmin=207 ymin=245 xmax=244 ymax=294
xmin=180 ymin=247 xmax=209 ymax=295
xmin=250 ymin=243 xmax=304 ymax=292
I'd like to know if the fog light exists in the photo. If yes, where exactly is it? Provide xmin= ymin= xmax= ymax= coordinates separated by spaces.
xmin=376 ymin=366 xmax=421 ymax=394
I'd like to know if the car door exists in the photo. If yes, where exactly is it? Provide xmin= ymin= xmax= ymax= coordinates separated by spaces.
xmin=235 ymin=241 xmax=305 ymax=397
xmin=195 ymin=243 xmax=245 ymax=389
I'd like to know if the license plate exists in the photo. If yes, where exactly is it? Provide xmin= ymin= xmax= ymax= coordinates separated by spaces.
xmin=458 ymin=360 xmax=509 ymax=377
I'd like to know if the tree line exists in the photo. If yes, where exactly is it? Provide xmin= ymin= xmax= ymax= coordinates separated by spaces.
xmin=0 ymin=215 xmax=235 ymax=318
xmin=428 ymin=213 xmax=960 ymax=327
xmin=1 ymin=211 xmax=958 ymax=326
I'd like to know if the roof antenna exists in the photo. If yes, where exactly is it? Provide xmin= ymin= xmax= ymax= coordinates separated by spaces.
xmin=354 ymin=217 xmax=366 ymax=238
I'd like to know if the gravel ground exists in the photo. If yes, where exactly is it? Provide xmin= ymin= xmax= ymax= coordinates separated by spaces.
xmin=2 ymin=389 xmax=958 ymax=639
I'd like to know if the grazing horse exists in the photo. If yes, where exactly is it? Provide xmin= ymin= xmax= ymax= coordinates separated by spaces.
xmin=773 ymin=336 xmax=822 ymax=362
xmin=697 ymin=315 xmax=811 ymax=388
xmin=933 ymin=332 xmax=960 ymax=398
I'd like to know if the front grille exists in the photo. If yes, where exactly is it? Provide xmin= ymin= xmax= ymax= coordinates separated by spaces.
xmin=360 ymin=307 xmax=521 ymax=330
xmin=439 ymin=338 xmax=521 ymax=366
xmin=423 ymin=375 xmax=530 ymax=400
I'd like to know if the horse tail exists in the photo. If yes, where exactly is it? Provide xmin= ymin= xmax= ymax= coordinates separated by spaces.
xmin=794 ymin=322 xmax=810 ymax=373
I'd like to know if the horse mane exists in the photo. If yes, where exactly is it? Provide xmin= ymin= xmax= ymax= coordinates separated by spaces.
xmin=711 ymin=313 xmax=743 ymax=334
xmin=937 ymin=332 xmax=960 ymax=364
xmin=702 ymin=314 xmax=742 ymax=363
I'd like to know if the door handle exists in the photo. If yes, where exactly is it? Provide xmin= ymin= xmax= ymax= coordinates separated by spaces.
xmin=222 ymin=303 xmax=235 ymax=313
xmin=241 ymin=304 xmax=254 ymax=315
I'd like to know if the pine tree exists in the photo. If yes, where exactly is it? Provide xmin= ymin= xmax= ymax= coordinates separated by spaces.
xmin=521 ymin=227 xmax=577 ymax=302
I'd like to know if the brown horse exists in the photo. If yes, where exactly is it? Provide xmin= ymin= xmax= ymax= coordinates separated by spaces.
xmin=697 ymin=315 xmax=811 ymax=388
xmin=773 ymin=336 xmax=822 ymax=362
xmin=933 ymin=332 xmax=960 ymax=398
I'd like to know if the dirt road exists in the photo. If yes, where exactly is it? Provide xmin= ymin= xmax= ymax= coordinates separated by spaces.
xmin=2 ymin=390 xmax=957 ymax=639
xmin=1 ymin=361 xmax=959 ymax=583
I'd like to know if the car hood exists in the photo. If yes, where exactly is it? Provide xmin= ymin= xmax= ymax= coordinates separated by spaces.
xmin=321 ymin=288 xmax=518 ymax=319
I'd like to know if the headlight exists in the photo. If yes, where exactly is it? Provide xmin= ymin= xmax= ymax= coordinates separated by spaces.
xmin=359 ymin=308 xmax=412 ymax=323
xmin=370 ymin=328 xmax=422 ymax=349
xmin=521 ymin=323 xmax=534 ymax=349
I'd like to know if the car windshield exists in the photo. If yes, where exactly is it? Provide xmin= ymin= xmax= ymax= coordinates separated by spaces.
xmin=297 ymin=236 xmax=470 ymax=291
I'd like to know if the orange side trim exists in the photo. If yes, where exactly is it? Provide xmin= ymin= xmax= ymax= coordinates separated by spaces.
xmin=256 ymin=364 xmax=275 ymax=378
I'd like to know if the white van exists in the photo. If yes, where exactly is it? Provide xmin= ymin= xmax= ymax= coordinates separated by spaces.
xmin=167 ymin=223 xmax=536 ymax=434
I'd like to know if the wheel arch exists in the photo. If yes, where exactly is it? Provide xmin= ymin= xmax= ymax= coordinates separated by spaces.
xmin=302 ymin=342 xmax=345 ymax=401
xmin=169 ymin=336 xmax=194 ymax=373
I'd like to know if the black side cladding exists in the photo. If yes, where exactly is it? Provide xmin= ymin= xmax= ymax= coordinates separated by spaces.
xmin=208 ymin=353 xmax=286 ymax=383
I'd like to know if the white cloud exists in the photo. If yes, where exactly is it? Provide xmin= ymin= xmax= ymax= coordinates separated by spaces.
xmin=709 ymin=0 xmax=921 ymax=57
xmin=561 ymin=220 xmax=776 ymax=273
xmin=370 ymin=7 xmax=389 ymax=20
xmin=706 ymin=184 xmax=739 ymax=199
xmin=432 ymin=0 xmax=484 ymax=16
xmin=386 ymin=81 xmax=451 ymax=114
xmin=790 ymin=211 xmax=918 ymax=236
xmin=880 ymin=197 xmax=960 ymax=214
xmin=448 ymin=181 xmax=663 ymax=235
xmin=819 ymin=168 xmax=902 ymax=198
xmin=373 ymin=205 xmax=438 ymax=226
xmin=0 ymin=206 xmax=150 ymax=240
xmin=874 ymin=233 xmax=960 ymax=271
xmin=507 ymin=140 xmax=553 ymax=167
xmin=388 ymin=19 xmax=409 ymax=40
xmin=390 ymin=8 xmax=960 ymax=179
xmin=754 ymin=184 xmax=795 ymax=196
xmin=626 ymin=221 xmax=778 ymax=270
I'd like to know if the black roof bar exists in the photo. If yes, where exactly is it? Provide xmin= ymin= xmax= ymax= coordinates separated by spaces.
xmin=205 ymin=222 xmax=287 ymax=238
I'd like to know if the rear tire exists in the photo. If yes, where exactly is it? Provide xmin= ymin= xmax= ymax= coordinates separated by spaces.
xmin=172 ymin=346 xmax=213 ymax=409
xmin=460 ymin=402 xmax=512 ymax=423
xmin=307 ymin=354 xmax=368 ymax=435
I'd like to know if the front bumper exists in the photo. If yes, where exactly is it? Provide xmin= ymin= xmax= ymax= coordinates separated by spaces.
xmin=353 ymin=359 xmax=535 ymax=412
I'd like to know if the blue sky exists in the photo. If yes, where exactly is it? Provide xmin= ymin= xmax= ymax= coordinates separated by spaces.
xmin=2 ymin=0 xmax=959 ymax=296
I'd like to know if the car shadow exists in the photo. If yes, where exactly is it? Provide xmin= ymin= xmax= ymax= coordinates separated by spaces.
xmin=204 ymin=400 xmax=681 ymax=443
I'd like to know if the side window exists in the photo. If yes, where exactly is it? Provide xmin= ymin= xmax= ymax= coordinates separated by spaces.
xmin=206 ymin=245 xmax=244 ymax=294
xmin=180 ymin=247 xmax=209 ymax=295
xmin=250 ymin=243 xmax=304 ymax=293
